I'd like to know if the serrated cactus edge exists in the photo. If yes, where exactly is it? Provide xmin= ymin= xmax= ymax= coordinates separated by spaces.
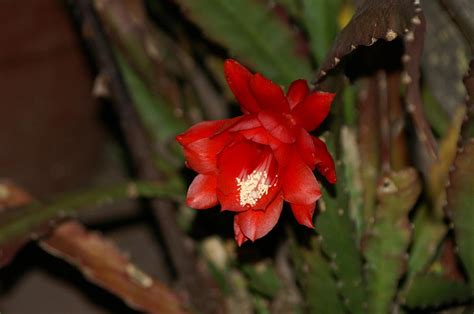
xmin=363 ymin=168 xmax=421 ymax=314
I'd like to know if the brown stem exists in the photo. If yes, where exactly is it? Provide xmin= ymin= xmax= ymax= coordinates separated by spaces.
xmin=387 ymin=71 xmax=409 ymax=169
xmin=358 ymin=77 xmax=381 ymax=224
xmin=175 ymin=42 xmax=229 ymax=120
xmin=377 ymin=70 xmax=409 ymax=172
xmin=68 ymin=1 xmax=223 ymax=312
xmin=377 ymin=70 xmax=391 ymax=174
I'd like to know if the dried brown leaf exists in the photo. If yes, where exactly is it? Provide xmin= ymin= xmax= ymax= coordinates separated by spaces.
xmin=315 ymin=0 xmax=437 ymax=164
xmin=40 ymin=221 xmax=187 ymax=314
xmin=316 ymin=0 xmax=416 ymax=81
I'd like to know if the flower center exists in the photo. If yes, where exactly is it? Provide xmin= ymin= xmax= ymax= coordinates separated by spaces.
xmin=236 ymin=170 xmax=272 ymax=207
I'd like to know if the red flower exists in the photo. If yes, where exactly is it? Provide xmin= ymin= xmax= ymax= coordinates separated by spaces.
xmin=176 ymin=59 xmax=336 ymax=246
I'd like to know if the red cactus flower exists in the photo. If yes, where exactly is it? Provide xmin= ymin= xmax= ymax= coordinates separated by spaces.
xmin=176 ymin=59 xmax=336 ymax=246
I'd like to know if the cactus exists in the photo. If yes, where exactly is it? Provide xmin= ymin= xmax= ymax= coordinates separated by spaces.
xmin=405 ymin=106 xmax=465 ymax=280
xmin=291 ymin=238 xmax=345 ymax=314
xmin=445 ymin=61 xmax=474 ymax=295
xmin=242 ymin=262 xmax=281 ymax=299
xmin=446 ymin=140 xmax=474 ymax=294
xmin=316 ymin=134 xmax=367 ymax=314
xmin=363 ymin=168 xmax=422 ymax=314
xmin=427 ymin=106 xmax=466 ymax=217
xmin=406 ymin=206 xmax=446 ymax=279
xmin=340 ymin=126 xmax=364 ymax=241
xmin=401 ymin=274 xmax=471 ymax=309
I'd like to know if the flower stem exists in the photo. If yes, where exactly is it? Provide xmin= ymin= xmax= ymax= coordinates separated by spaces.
xmin=0 ymin=181 xmax=179 ymax=266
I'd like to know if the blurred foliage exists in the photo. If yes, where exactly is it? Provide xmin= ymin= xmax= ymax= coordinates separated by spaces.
xmin=301 ymin=0 xmax=344 ymax=65
xmin=1 ymin=0 xmax=473 ymax=313
xmin=174 ymin=0 xmax=312 ymax=85
xmin=291 ymin=237 xmax=345 ymax=314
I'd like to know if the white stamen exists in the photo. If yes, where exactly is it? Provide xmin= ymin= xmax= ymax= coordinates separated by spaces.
xmin=236 ymin=170 xmax=272 ymax=207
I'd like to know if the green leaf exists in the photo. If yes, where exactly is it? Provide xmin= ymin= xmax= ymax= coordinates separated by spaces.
xmin=446 ymin=140 xmax=474 ymax=294
xmin=174 ymin=0 xmax=312 ymax=85
xmin=363 ymin=168 xmax=422 ymax=314
xmin=290 ymin=238 xmax=345 ymax=314
xmin=302 ymin=0 xmax=343 ymax=64
xmin=401 ymin=275 xmax=472 ymax=309
xmin=317 ymin=134 xmax=367 ymax=314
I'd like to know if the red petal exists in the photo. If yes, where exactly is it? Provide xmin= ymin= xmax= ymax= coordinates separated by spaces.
xmin=234 ymin=195 xmax=283 ymax=242
xmin=239 ymin=127 xmax=270 ymax=145
xmin=313 ymin=137 xmax=337 ymax=184
xmin=176 ymin=119 xmax=229 ymax=146
xmin=217 ymin=141 xmax=260 ymax=195
xmin=282 ymin=152 xmax=321 ymax=205
xmin=186 ymin=174 xmax=218 ymax=209
xmin=272 ymin=143 xmax=293 ymax=167
xmin=250 ymin=73 xmax=289 ymax=113
xmin=228 ymin=114 xmax=261 ymax=132
xmin=291 ymin=92 xmax=335 ymax=131
xmin=217 ymin=189 xmax=247 ymax=212
xmin=290 ymin=202 xmax=316 ymax=228
xmin=258 ymin=110 xmax=295 ymax=143
xmin=296 ymin=128 xmax=316 ymax=168
xmin=234 ymin=219 xmax=249 ymax=246
xmin=287 ymin=79 xmax=309 ymax=110
xmin=217 ymin=141 xmax=280 ymax=211
xmin=184 ymin=132 xmax=231 ymax=174
xmin=224 ymin=59 xmax=260 ymax=113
